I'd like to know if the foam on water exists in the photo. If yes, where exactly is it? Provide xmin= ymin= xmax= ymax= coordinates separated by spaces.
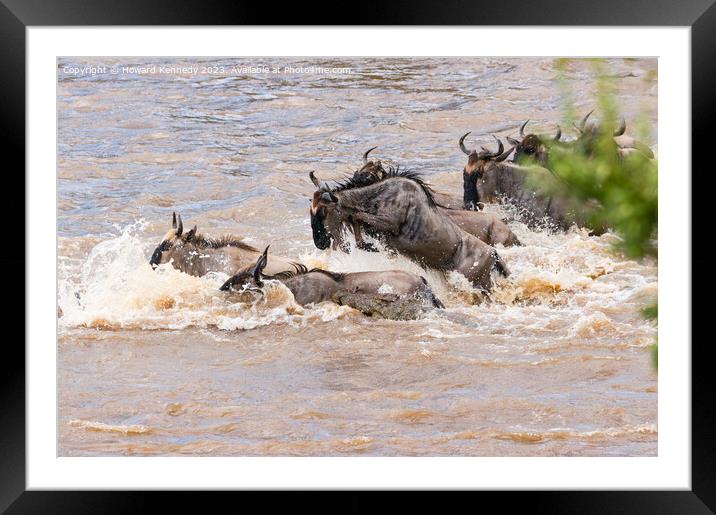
xmin=57 ymin=221 xmax=355 ymax=331
xmin=58 ymin=217 xmax=657 ymax=344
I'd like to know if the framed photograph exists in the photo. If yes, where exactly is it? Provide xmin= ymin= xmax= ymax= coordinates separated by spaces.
xmin=7 ymin=0 xmax=712 ymax=511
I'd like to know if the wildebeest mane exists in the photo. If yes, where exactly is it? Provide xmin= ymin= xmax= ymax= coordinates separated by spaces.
xmin=330 ymin=166 xmax=439 ymax=209
xmin=268 ymin=263 xmax=346 ymax=282
xmin=269 ymin=263 xmax=309 ymax=280
xmin=190 ymin=234 xmax=259 ymax=252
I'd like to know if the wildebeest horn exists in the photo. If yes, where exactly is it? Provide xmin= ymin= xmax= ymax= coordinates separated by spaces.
xmin=580 ymin=109 xmax=594 ymax=131
xmin=520 ymin=120 xmax=529 ymax=137
xmin=554 ymin=125 xmax=561 ymax=142
xmin=480 ymin=135 xmax=504 ymax=159
xmin=506 ymin=136 xmax=521 ymax=146
xmin=172 ymin=212 xmax=177 ymax=229
xmin=459 ymin=132 xmax=473 ymax=155
xmin=491 ymin=135 xmax=504 ymax=157
xmin=614 ymin=118 xmax=626 ymax=136
xmin=176 ymin=213 xmax=183 ymax=236
xmin=252 ymin=245 xmax=269 ymax=287
xmin=495 ymin=146 xmax=514 ymax=162
xmin=309 ymin=170 xmax=332 ymax=193
xmin=363 ymin=146 xmax=378 ymax=164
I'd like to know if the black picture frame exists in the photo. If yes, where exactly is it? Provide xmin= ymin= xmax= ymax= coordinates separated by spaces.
xmin=4 ymin=0 xmax=712 ymax=511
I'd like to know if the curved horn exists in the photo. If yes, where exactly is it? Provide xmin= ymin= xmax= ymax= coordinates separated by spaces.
xmin=492 ymin=135 xmax=504 ymax=156
xmin=613 ymin=118 xmax=626 ymax=136
xmin=573 ymin=122 xmax=583 ymax=135
xmin=363 ymin=146 xmax=378 ymax=164
xmin=495 ymin=146 xmax=514 ymax=163
xmin=172 ymin=211 xmax=177 ymax=229
xmin=176 ymin=214 xmax=183 ymax=236
xmin=520 ymin=120 xmax=529 ymax=137
xmin=252 ymin=245 xmax=269 ymax=287
xmin=309 ymin=171 xmax=331 ymax=192
xmin=459 ymin=132 xmax=473 ymax=155
xmin=479 ymin=136 xmax=504 ymax=159
xmin=580 ymin=109 xmax=594 ymax=130
xmin=554 ymin=125 xmax=562 ymax=142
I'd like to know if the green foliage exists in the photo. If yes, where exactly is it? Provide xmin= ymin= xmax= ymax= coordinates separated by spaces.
xmin=642 ymin=303 xmax=658 ymax=370
xmin=641 ymin=304 xmax=658 ymax=320
xmin=523 ymin=60 xmax=658 ymax=259
xmin=524 ymin=59 xmax=659 ymax=370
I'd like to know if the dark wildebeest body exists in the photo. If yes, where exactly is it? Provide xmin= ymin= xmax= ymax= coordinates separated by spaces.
xmin=150 ymin=212 xmax=299 ymax=277
xmin=313 ymin=171 xmax=509 ymax=292
xmin=356 ymin=148 xmax=518 ymax=245
xmin=220 ymin=247 xmax=443 ymax=319
xmin=444 ymin=209 xmax=521 ymax=247
xmin=310 ymin=150 xmax=518 ymax=249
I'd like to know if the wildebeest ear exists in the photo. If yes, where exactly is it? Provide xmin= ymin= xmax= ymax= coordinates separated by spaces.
xmin=185 ymin=225 xmax=197 ymax=241
xmin=506 ymin=136 xmax=521 ymax=146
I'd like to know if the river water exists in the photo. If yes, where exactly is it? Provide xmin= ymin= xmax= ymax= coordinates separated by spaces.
xmin=57 ymin=57 xmax=658 ymax=456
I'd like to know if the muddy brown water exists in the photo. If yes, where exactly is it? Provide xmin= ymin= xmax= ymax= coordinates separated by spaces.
xmin=57 ymin=57 xmax=657 ymax=456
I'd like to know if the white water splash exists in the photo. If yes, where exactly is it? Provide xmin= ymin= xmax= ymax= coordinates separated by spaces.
xmin=58 ymin=220 xmax=656 ymax=343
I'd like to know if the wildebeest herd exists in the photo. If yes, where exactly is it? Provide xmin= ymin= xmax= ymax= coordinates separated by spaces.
xmin=149 ymin=112 xmax=654 ymax=320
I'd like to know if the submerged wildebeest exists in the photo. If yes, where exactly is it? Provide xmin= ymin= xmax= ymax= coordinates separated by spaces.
xmin=311 ymin=150 xmax=520 ymax=249
xmin=459 ymin=135 xmax=607 ymax=234
xmin=220 ymin=246 xmax=444 ymax=319
xmin=310 ymin=168 xmax=510 ymax=292
xmin=149 ymin=212 xmax=299 ymax=277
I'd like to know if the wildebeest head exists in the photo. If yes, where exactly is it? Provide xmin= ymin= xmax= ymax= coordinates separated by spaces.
xmin=505 ymin=120 xmax=562 ymax=165
xmin=572 ymin=109 xmax=626 ymax=155
xmin=352 ymin=147 xmax=387 ymax=182
xmin=459 ymin=133 xmax=513 ymax=209
xmin=219 ymin=245 xmax=269 ymax=292
xmin=309 ymin=171 xmax=344 ymax=250
xmin=149 ymin=212 xmax=197 ymax=268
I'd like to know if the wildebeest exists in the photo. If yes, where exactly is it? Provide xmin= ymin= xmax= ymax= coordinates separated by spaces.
xmin=355 ymin=147 xmax=464 ymax=209
xmin=445 ymin=209 xmax=521 ymax=247
xmin=311 ymin=149 xmax=520 ymax=249
xmin=506 ymin=111 xmax=654 ymax=165
xmin=352 ymin=147 xmax=387 ymax=182
xmin=459 ymin=136 xmax=606 ymax=234
xmin=220 ymin=246 xmax=444 ymax=319
xmin=150 ymin=212 xmax=300 ymax=277
xmin=573 ymin=110 xmax=655 ymax=159
xmin=459 ymin=133 xmax=513 ymax=210
xmin=503 ymin=121 xmax=563 ymax=165
xmin=310 ymin=168 xmax=510 ymax=292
